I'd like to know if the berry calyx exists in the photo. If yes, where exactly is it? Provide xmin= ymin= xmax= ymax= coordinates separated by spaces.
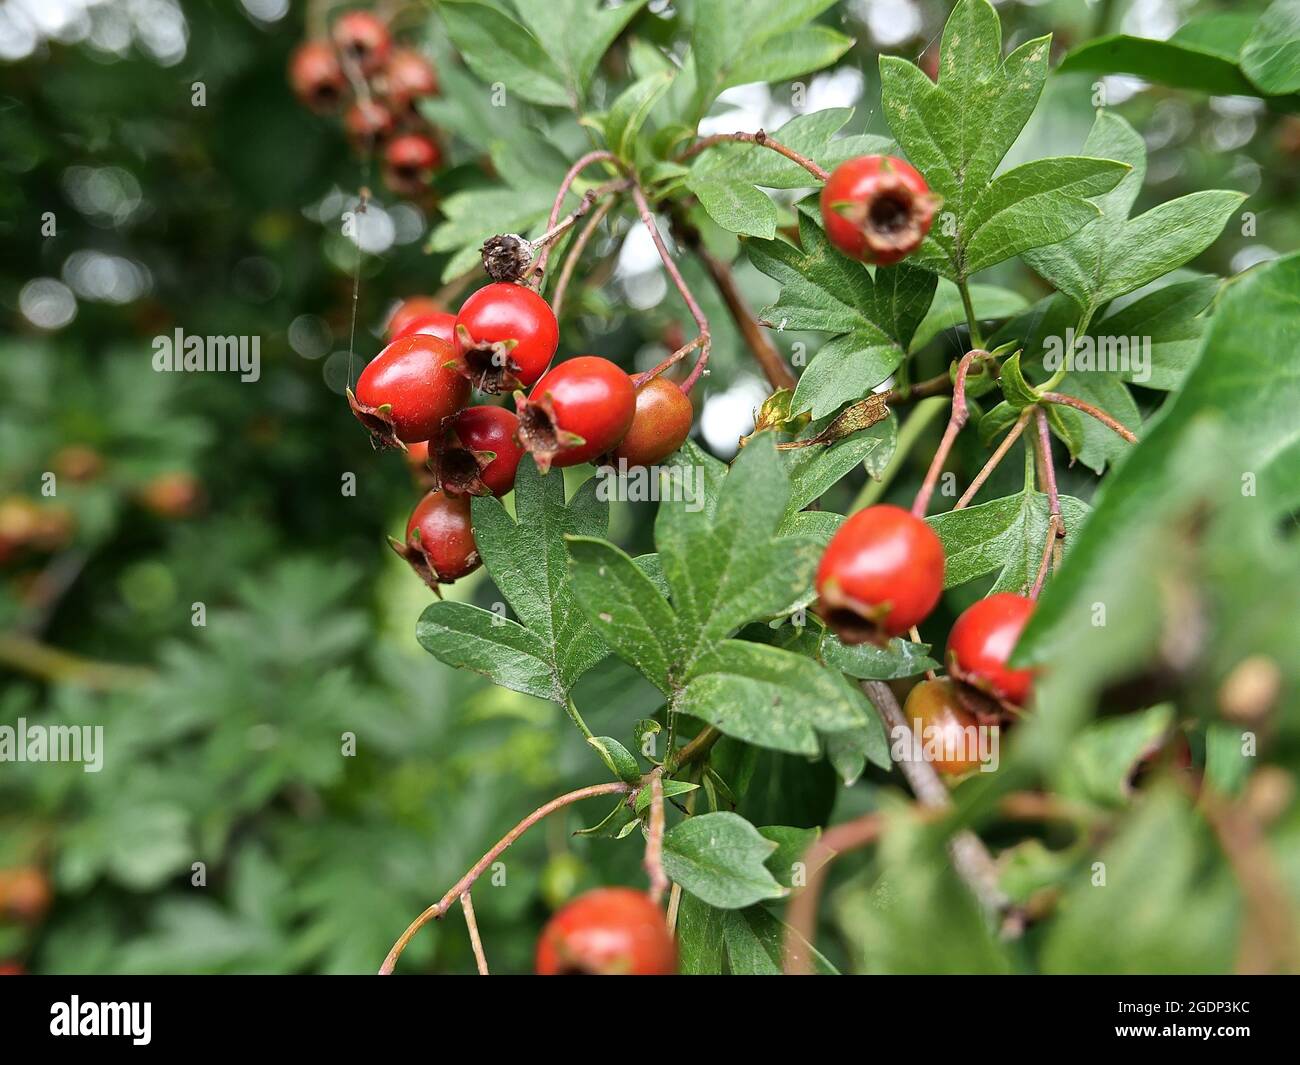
xmin=536 ymin=888 xmax=676 ymax=975
xmin=820 ymin=155 xmax=937 ymax=265
xmin=435 ymin=405 xmax=524 ymax=497
xmin=386 ymin=296 xmax=445 ymax=341
xmin=344 ymin=98 xmax=395 ymax=145
xmin=288 ymin=41 xmax=346 ymax=112
xmin=609 ymin=377 xmax=694 ymax=467
xmin=331 ymin=10 xmax=391 ymax=75
xmin=349 ymin=334 xmax=470 ymax=448
xmin=947 ymin=593 xmax=1036 ymax=707
xmin=816 ymin=503 xmax=945 ymax=643
xmin=516 ymin=356 xmax=636 ymax=474
xmin=383 ymin=49 xmax=439 ymax=109
xmin=453 ymin=282 xmax=558 ymax=394
xmin=389 ymin=489 xmax=480 ymax=591
xmin=903 ymin=679 xmax=983 ymax=778
xmin=384 ymin=133 xmax=442 ymax=196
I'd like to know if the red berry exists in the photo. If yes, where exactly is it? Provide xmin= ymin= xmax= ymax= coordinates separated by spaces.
xmin=947 ymin=593 xmax=1036 ymax=706
xmin=344 ymin=98 xmax=394 ymax=145
xmin=332 ymin=10 xmax=391 ymax=74
xmin=517 ymin=356 xmax=635 ymax=473
xmin=389 ymin=489 xmax=480 ymax=590
xmin=903 ymin=679 xmax=983 ymax=778
xmin=350 ymin=334 xmax=470 ymax=448
xmin=816 ymin=504 xmax=944 ymax=643
xmin=820 ymin=155 xmax=936 ymax=265
xmin=288 ymin=40 xmax=346 ymax=112
xmin=609 ymin=377 xmax=694 ymax=467
xmin=383 ymin=133 xmax=442 ymax=195
xmin=454 ymin=283 xmax=558 ymax=394
xmin=383 ymin=48 xmax=439 ymax=108
xmin=386 ymin=296 xmax=444 ymax=341
xmin=435 ymin=406 xmax=524 ymax=497
xmin=0 ymin=866 xmax=51 ymax=924
xmin=392 ymin=310 xmax=457 ymax=346
xmin=536 ymin=888 xmax=676 ymax=975
xmin=0 ymin=962 xmax=22 ymax=976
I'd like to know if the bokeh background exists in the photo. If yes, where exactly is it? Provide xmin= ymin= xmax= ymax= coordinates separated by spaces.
xmin=1 ymin=0 xmax=1295 ymax=973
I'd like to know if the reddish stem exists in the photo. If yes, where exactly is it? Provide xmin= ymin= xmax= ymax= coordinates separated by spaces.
xmin=644 ymin=774 xmax=668 ymax=906
xmin=1029 ymin=408 xmax=1066 ymax=600
xmin=955 ymin=407 xmax=1033 ymax=510
xmin=531 ymin=150 xmax=621 ymax=286
xmin=911 ymin=351 xmax=986 ymax=518
xmin=676 ymin=129 xmax=831 ymax=182
xmin=1038 ymin=391 xmax=1138 ymax=443
xmin=629 ymin=181 xmax=711 ymax=390
xmin=379 ymin=780 xmax=633 ymax=974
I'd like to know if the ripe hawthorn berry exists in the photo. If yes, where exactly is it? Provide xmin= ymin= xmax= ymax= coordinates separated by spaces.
xmin=454 ymin=282 xmax=558 ymax=394
xmin=349 ymin=334 xmax=470 ymax=448
xmin=904 ymin=678 xmax=983 ymax=778
xmin=609 ymin=376 xmax=694 ymax=467
xmin=384 ymin=133 xmax=442 ymax=196
xmin=139 ymin=472 xmax=204 ymax=519
xmin=332 ymin=9 xmax=391 ymax=74
xmin=386 ymin=296 xmax=444 ymax=341
xmin=383 ymin=49 xmax=438 ymax=109
xmin=0 ymin=867 xmax=51 ymax=923
xmin=517 ymin=356 xmax=635 ymax=473
xmin=820 ymin=155 xmax=937 ymax=265
xmin=288 ymin=40 xmax=346 ymax=112
xmin=947 ymin=593 xmax=1036 ymax=707
xmin=816 ymin=503 xmax=944 ymax=643
xmin=344 ymin=98 xmax=395 ymax=145
xmin=435 ymin=405 xmax=524 ymax=497
xmin=389 ymin=489 xmax=480 ymax=590
xmin=536 ymin=888 xmax=676 ymax=976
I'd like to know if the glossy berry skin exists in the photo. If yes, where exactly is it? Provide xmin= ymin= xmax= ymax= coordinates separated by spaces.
xmin=332 ymin=10 xmax=391 ymax=74
xmin=351 ymin=334 xmax=469 ymax=447
xmin=536 ymin=888 xmax=676 ymax=975
xmin=518 ymin=357 xmax=635 ymax=473
xmin=288 ymin=41 xmax=345 ymax=112
xmin=609 ymin=377 xmax=694 ymax=467
xmin=903 ymin=679 xmax=983 ymax=777
xmin=390 ymin=489 xmax=479 ymax=589
xmin=816 ymin=504 xmax=944 ymax=643
xmin=387 ymin=296 xmax=445 ymax=341
xmin=437 ymin=405 xmax=524 ymax=497
xmin=454 ymin=283 xmax=559 ymax=394
xmin=820 ymin=155 xmax=936 ymax=266
xmin=384 ymin=49 xmax=438 ymax=108
xmin=344 ymin=98 xmax=394 ymax=144
xmin=384 ymin=133 xmax=442 ymax=195
xmin=392 ymin=310 xmax=457 ymax=345
xmin=947 ymin=593 xmax=1036 ymax=705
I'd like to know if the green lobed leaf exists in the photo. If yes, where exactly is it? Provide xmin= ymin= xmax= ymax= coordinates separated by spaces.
xmin=440 ymin=0 xmax=572 ymax=108
xmin=1241 ymin=1 xmax=1300 ymax=95
xmin=415 ymin=601 xmax=560 ymax=702
xmin=780 ymin=413 xmax=896 ymax=515
xmin=722 ymin=906 xmax=838 ymax=974
xmin=662 ymin=811 xmax=786 ymax=909
xmin=605 ymin=68 xmax=676 ymax=162
xmin=588 ymin=736 xmax=642 ymax=784
xmin=514 ymin=0 xmax=651 ymax=102
xmin=820 ymin=632 xmax=938 ymax=679
xmin=1056 ymin=704 xmax=1174 ymax=807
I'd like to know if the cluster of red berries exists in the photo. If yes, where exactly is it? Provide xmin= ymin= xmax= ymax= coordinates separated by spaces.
xmin=288 ymin=10 xmax=443 ymax=197
xmin=349 ymin=280 xmax=694 ymax=591
xmin=815 ymin=505 xmax=1037 ymax=776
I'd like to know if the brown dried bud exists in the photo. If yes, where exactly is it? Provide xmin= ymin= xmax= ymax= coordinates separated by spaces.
xmin=481 ymin=234 xmax=535 ymax=282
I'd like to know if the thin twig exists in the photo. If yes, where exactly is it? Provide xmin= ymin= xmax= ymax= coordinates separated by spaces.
xmin=550 ymin=194 xmax=616 ymax=318
xmin=631 ymin=335 xmax=705 ymax=390
xmin=883 ymin=370 xmax=954 ymax=406
xmin=644 ymin=774 xmax=668 ymax=905
xmin=379 ymin=781 xmax=633 ymax=974
xmin=531 ymin=150 xmax=621 ymax=286
xmin=1029 ymin=408 xmax=1065 ymax=599
xmin=697 ymin=244 xmax=795 ymax=390
xmin=911 ymin=350 xmax=986 ymax=518
xmin=460 ymin=892 xmax=489 ymax=975
xmin=783 ymin=814 xmax=883 ymax=975
xmin=629 ymin=181 xmax=711 ymax=387
xmin=675 ymin=129 xmax=830 ymax=182
xmin=1038 ymin=391 xmax=1138 ymax=443
xmin=955 ymin=407 xmax=1033 ymax=510
xmin=859 ymin=681 xmax=1013 ymax=923
xmin=0 ymin=632 xmax=154 ymax=690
